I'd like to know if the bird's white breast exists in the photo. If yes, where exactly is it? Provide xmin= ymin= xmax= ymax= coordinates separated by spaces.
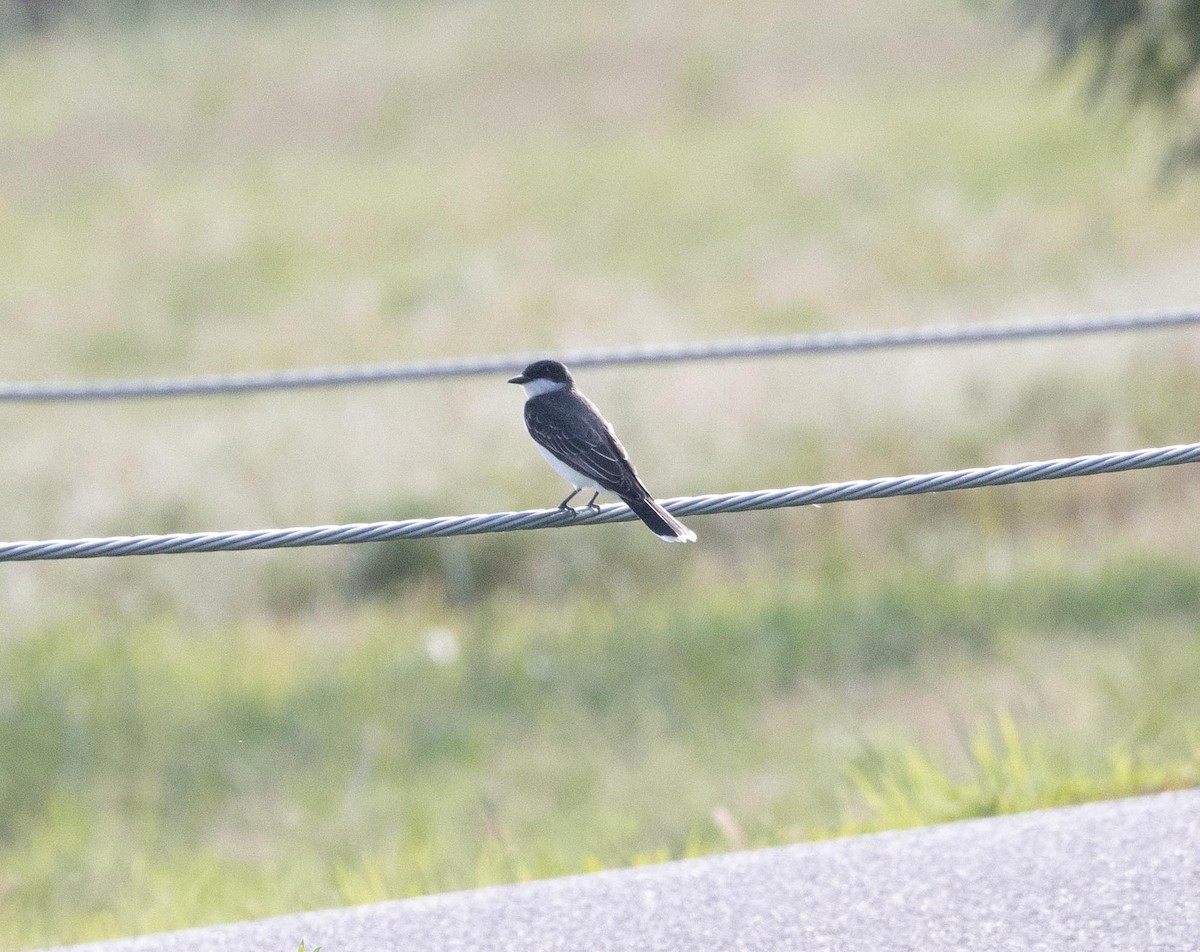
xmin=535 ymin=443 xmax=600 ymax=492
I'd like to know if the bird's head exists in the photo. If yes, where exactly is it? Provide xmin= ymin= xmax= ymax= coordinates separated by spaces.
xmin=508 ymin=359 xmax=574 ymax=396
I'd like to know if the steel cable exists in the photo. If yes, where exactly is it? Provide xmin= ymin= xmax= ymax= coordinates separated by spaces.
xmin=2 ymin=441 xmax=1197 ymax=561
xmin=2 ymin=308 xmax=1198 ymax=402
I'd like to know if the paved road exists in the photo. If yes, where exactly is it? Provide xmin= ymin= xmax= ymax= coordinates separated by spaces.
xmin=45 ymin=790 xmax=1200 ymax=952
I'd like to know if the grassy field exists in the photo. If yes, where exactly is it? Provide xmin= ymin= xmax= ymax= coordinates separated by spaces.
xmin=2 ymin=0 xmax=1200 ymax=947
xmin=3 ymin=558 xmax=1200 ymax=945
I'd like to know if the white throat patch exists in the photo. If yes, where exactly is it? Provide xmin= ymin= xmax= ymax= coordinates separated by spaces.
xmin=521 ymin=378 xmax=567 ymax=398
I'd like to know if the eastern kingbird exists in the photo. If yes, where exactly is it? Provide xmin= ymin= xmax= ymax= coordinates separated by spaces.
xmin=508 ymin=359 xmax=697 ymax=543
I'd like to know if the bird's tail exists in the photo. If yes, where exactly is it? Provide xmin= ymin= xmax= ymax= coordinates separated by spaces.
xmin=622 ymin=495 xmax=697 ymax=543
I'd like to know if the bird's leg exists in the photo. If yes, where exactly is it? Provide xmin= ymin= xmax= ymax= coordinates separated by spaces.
xmin=557 ymin=488 xmax=582 ymax=511
xmin=584 ymin=491 xmax=601 ymax=511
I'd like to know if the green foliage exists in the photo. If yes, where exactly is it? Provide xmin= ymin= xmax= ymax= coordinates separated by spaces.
xmin=847 ymin=712 xmax=1198 ymax=832
xmin=1018 ymin=0 xmax=1200 ymax=165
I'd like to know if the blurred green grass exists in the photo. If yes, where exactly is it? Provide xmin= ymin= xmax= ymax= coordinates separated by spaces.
xmin=2 ymin=0 xmax=1200 ymax=947
xmin=2 ymin=554 xmax=1199 ymax=946
xmin=2 ymin=555 xmax=1197 ymax=945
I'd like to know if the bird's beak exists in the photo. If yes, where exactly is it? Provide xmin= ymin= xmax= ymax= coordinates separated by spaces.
xmin=508 ymin=374 xmax=529 ymax=384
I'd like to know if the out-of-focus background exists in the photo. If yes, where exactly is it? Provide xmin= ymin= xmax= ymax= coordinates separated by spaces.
xmin=2 ymin=0 xmax=1199 ymax=947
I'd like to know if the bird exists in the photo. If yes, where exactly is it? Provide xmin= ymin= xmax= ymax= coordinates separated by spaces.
xmin=508 ymin=359 xmax=697 ymax=543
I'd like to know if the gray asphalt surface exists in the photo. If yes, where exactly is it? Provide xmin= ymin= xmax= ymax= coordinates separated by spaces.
xmin=44 ymin=790 xmax=1200 ymax=952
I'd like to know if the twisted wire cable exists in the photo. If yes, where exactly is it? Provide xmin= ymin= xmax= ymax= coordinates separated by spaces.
xmin=2 ymin=441 xmax=1197 ymax=561
xmin=2 ymin=308 xmax=1198 ymax=402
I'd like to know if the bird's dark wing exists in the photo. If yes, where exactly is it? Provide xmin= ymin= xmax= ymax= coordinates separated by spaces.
xmin=524 ymin=390 xmax=650 ymax=499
